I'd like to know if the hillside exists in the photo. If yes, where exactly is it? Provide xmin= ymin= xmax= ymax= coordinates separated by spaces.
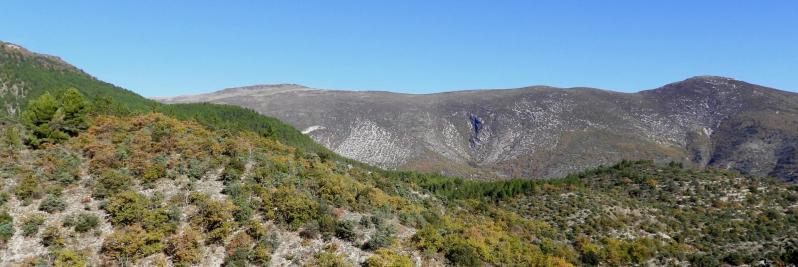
xmin=0 ymin=112 xmax=796 ymax=266
xmin=159 ymin=78 xmax=798 ymax=182
xmin=0 ymin=41 xmax=796 ymax=266
xmin=0 ymin=41 xmax=334 ymax=159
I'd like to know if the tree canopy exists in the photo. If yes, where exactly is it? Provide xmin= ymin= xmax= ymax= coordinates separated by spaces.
xmin=21 ymin=88 xmax=89 ymax=147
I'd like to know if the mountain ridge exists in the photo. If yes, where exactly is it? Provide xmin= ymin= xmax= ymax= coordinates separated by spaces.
xmin=160 ymin=76 xmax=798 ymax=181
xmin=160 ymin=75 xmax=794 ymax=99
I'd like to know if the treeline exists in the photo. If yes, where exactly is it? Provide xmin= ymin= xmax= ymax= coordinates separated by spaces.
xmin=388 ymin=159 xmax=670 ymax=202
xmin=0 ymin=49 xmax=154 ymax=117
xmin=155 ymin=103 xmax=336 ymax=159
xmin=1 ymin=46 xmax=341 ymax=159
xmin=386 ymin=171 xmax=581 ymax=201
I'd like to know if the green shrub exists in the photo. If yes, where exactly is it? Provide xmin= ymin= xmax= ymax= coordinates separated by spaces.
xmin=232 ymin=197 xmax=254 ymax=223
xmin=251 ymin=240 xmax=274 ymax=265
xmin=412 ymin=225 xmax=444 ymax=253
xmin=364 ymin=225 xmax=395 ymax=250
xmin=186 ymin=159 xmax=208 ymax=180
xmin=0 ymin=212 xmax=14 ymax=242
xmin=101 ymin=225 xmax=163 ymax=262
xmin=223 ymin=232 xmax=256 ymax=265
xmin=315 ymin=251 xmax=353 ymax=267
xmin=41 ymin=225 xmax=64 ymax=247
xmin=21 ymin=214 xmax=46 ymax=236
xmin=245 ymin=220 xmax=269 ymax=240
xmin=14 ymin=174 xmax=42 ymax=201
xmin=141 ymin=163 xmax=166 ymax=184
xmin=221 ymin=157 xmax=245 ymax=183
xmin=55 ymin=169 xmax=78 ymax=185
xmin=102 ymin=191 xmax=148 ymax=226
xmin=44 ymin=184 xmax=65 ymax=196
xmin=261 ymin=186 xmax=318 ymax=230
xmin=224 ymin=248 xmax=251 ymax=266
xmin=0 ymin=192 xmax=9 ymax=206
xmin=39 ymin=194 xmax=67 ymax=213
xmin=364 ymin=249 xmax=413 ymax=267
xmin=359 ymin=215 xmax=372 ymax=227
xmin=165 ymin=227 xmax=203 ymax=266
xmin=445 ymin=242 xmax=482 ymax=267
xmin=101 ymin=191 xmax=173 ymax=234
xmin=63 ymin=212 xmax=100 ymax=232
xmin=319 ymin=214 xmax=337 ymax=239
xmin=300 ymin=221 xmax=321 ymax=240
xmin=335 ymin=220 xmax=357 ymax=242
xmin=3 ymin=127 xmax=22 ymax=149
xmin=189 ymin=194 xmax=236 ymax=244
xmin=93 ymin=169 xmax=132 ymax=198
xmin=53 ymin=249 xmax=88 ymax=267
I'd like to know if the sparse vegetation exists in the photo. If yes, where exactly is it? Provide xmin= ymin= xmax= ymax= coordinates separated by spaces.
xmin=0 ymin=212 xmax=12 ymax=243
xmin=39 ymin=194 xmax=67 ymax=213
xmin=63 ymin=212 xmax=100 ymax=232
xmin=21 ymin=214 xmax=45 ymax=237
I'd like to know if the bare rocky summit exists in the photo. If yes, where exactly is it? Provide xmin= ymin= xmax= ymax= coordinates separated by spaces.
xmin=160 ymin=77 xmax=798 ymax=181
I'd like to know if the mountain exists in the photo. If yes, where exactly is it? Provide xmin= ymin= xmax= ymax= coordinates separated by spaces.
xmin=160 ymin=78 xmax=798 ymax=181
xmin=1 ymin=41 xmax=797 ymax=266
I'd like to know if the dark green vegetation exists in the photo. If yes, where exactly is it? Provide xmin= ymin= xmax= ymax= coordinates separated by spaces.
xmin=21 ymin=88 xmax=90 ymax=147
xmin=154 ymin=103 xmax=338 ymax=160
xmin=0 ymin=43 xmax=151 ymax=119
xmin=1 ymin=40 xmax=797 ymax=266
xmin=0 ymin=41 xmax=334 ymax=158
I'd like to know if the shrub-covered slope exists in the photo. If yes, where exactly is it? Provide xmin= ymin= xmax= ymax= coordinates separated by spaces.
xmin=0 ymin=113 xmax=565 ymax=266
xmin=0 ymin=112 xmax=796 ymax=266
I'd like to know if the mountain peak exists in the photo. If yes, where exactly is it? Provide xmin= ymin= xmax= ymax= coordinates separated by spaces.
xmin=215 ymin=83 xmax=311 ymax=94
xmin=643 ymin=75 xmax=756 ymax=97
xmin=684 ymin=75 xmax=737 ymax=82
xmin=233 ymin=83 xmax=309 ymax=91
xmin=675 ymin=75 xmax=743 ymax=88
xmin=0 ymin=41 xmax=83 ymax=74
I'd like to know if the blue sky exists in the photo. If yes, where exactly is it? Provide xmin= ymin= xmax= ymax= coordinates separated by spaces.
xmin=2 ymin=1 xmax=797 ymax=96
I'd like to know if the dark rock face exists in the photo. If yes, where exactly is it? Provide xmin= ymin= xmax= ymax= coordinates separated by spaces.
xmin=158 ymin=76 xmax=798 ymax=181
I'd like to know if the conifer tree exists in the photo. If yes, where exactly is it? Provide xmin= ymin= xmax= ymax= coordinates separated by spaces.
xmin=21 ymin=88 xmax=89 ymax=147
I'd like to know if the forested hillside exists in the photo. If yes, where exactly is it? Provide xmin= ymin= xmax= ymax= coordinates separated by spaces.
xmin=0 ymin=41 xmax=334 ymax=159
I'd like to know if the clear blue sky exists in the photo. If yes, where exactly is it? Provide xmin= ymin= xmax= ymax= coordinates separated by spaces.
xmin=2 ymin=1 xmax=797 ymax=96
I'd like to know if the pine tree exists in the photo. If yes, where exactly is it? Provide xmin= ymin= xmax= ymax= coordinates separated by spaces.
xmin=57 ymin=88 xmax=90 ymax=136
xmin=2 ymin=127 xmax=22 ymax=149
xmin=20 ymin=88 xmax=89 ymax=147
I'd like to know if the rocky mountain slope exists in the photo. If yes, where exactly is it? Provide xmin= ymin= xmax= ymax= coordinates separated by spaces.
xmin=160 ymin=78 xmax=798 ymax=181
